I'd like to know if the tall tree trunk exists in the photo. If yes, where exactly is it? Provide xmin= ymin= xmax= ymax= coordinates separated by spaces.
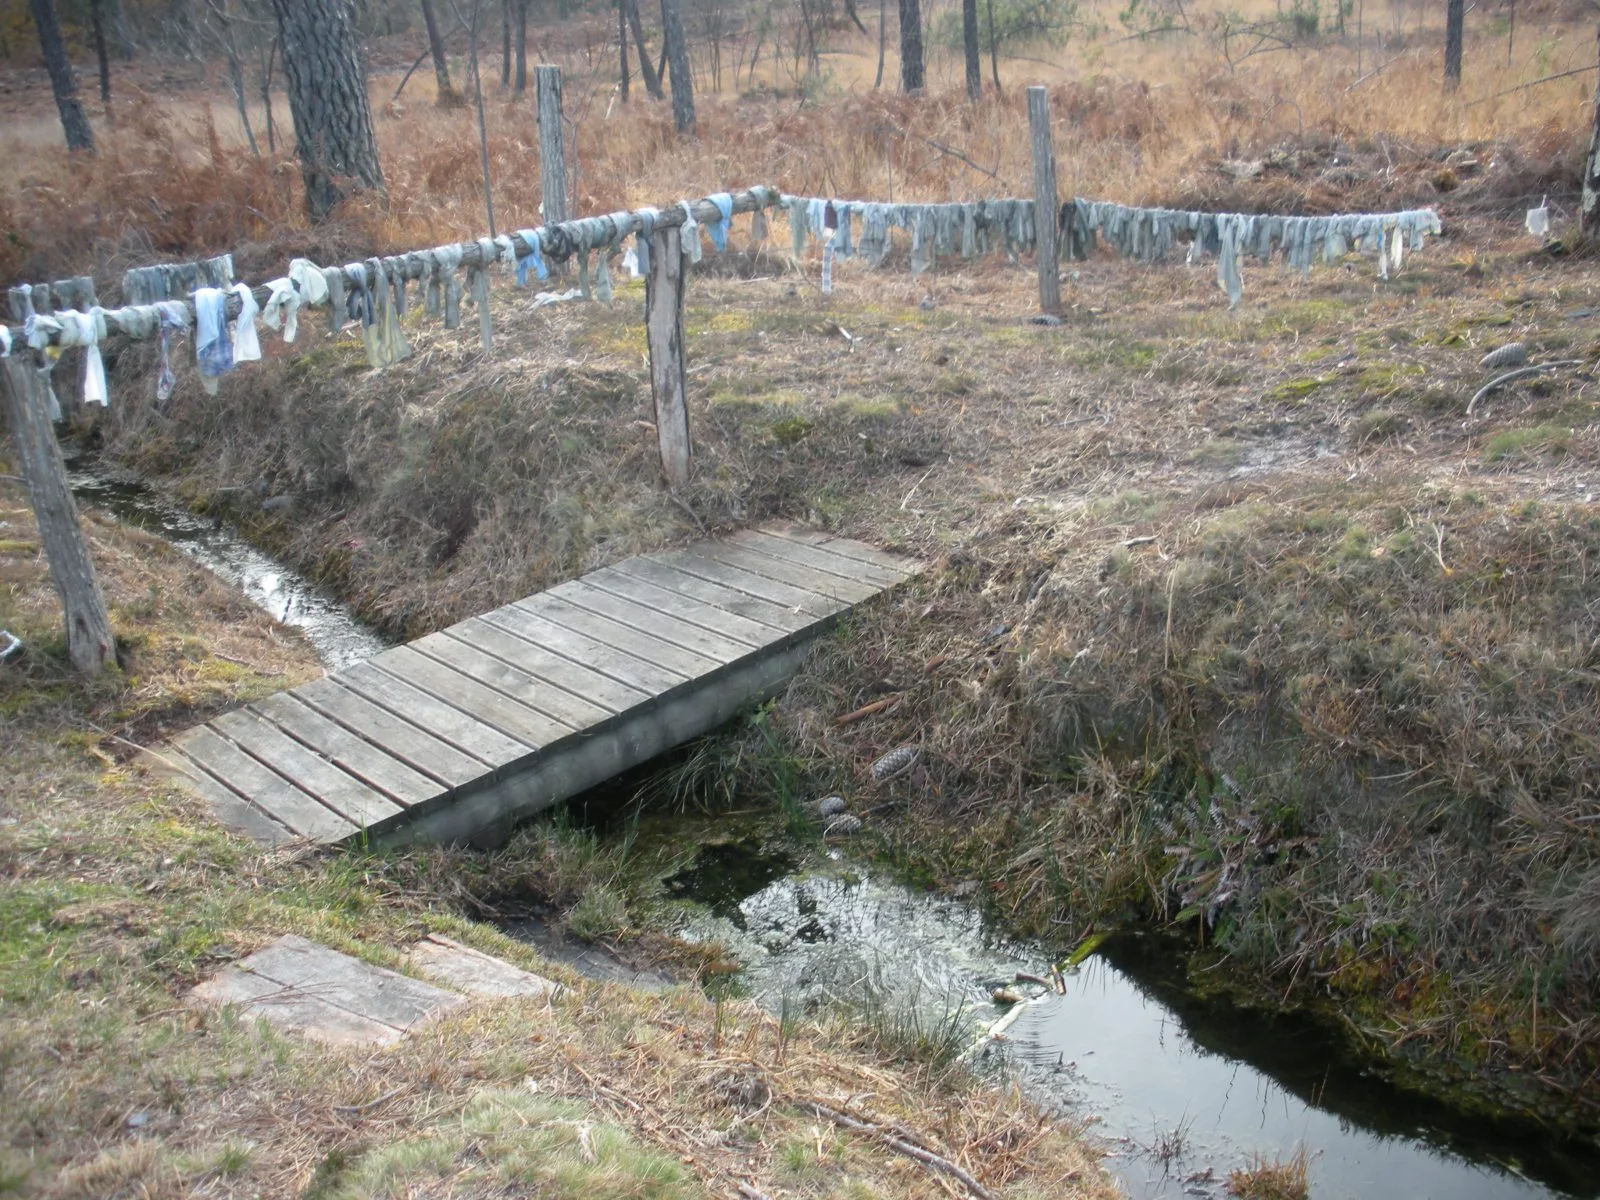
xmin=875 ymin=0 xmax=885 ymax=87
xmin=1581 ymin=22 xmax=1600 ymax=233
xmin=513 ymin=0 xmax=528 ymax=95
xmin=270 ymin=0 xmax=385 ymax=222
xmin=898 ymin=0 xmax=923 ymax=92
xmin=961 ymin=0 xmax=980 ymax=99
xmin=661 ymin=0 xmax=694 ymax=134
xmin=500 ymin=0 xmax=511 ymax=86
xmin=1444 ymin=0 xmax=1463 ymax=86
xmin=27 ymin=0 xmax=94 ymax=152
xmin=108 ymin=0 xmax=134 ymax=58
xmin=618 ymin=0 xmax=630 ymax=99
xmin=986 ymin=0 xmax=1000 ymax=88
xmin=627 ymin=0 xmax=663 ymax=97
xmin=420 ymin=0 xmax=456 ymax=102
xmin=90 ymin=0 xmax=111 ymax=103
xmin=261 ymin=34 xmax=277 ymax=152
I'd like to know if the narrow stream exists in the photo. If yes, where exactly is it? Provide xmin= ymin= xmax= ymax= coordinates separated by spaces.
xmin=63 ymin=465 xmax=1598 ymax=1198
xmin=669 ymin=840 xmax=1600 ymax=1200
xmin=66 ymin=460 xmax=390 ymax=670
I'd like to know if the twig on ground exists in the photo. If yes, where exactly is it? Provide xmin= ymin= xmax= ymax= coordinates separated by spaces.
xmin=791 ymin=1099 xmax=998 ymax=1200
xmin=1467 ymin=360 xmax=1584 ymax=415
xmin=334 ymin=1085 xmax=406 ymax=1114
xmin=833 ymin=696 xmax=899 ymax=726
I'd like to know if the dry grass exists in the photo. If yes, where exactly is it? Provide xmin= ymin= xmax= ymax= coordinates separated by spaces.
xmin=1227 ymin=1148 xmax=1310 ymax=1200
xmin=0 ymin=471 xmax=1114 ymax=1197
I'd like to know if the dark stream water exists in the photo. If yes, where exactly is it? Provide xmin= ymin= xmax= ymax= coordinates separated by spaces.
xmin=667 ymin=839 xmax=1600 ymax=1200
xmin=63 ymin=466 xmax=1598 ymax=1198
xmin=66 ymin=462 xmax=389 ymax=671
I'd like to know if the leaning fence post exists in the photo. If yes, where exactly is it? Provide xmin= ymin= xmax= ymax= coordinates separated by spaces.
xmin=1027 ymin=84 xmax=1061 ymax=316
xmin=645 ymin=226 xmax=691 ymax=489
xmin=535 ymin=65 xmax=569 ymax=226
xmin=0 ymin=354 xmax=117 ymax=674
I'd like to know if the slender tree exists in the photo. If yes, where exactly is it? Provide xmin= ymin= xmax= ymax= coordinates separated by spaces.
xmin=961 ymin=0 xmax=980 ymax=99
xmin=513 ymin=0 xmax=528 ymax=94
xmin=661 ymin=0 xmax=694 ymax=133
xmin=898 ymin=0 xmax=924 ymax=92
xmin=270 ymin=0 xmax=385 ymax=221
xmin=89 ymin=0 xmax=111 ymax=104
xmin=1444 ymin=0 xmax=1464 ymax=86
xmin=28 ymin=0 xmax=94 ymax=152
xmin=618 ymin=0 xmax=630 ymax=100
xmin=986 ymin=0 xmax=1000 ymax=88
xmin=211 ymin=0 xmax=259 ymax=155
xmin=500 ymin=0 xmax=511 ymax=85
xmin=1581 ymin=22 xmax=1600 ymax=233
xmin=420 ymin=0 xmax=456 ymax=102
xmin=625 ymin=0 xmax=663 ymax=97
xmin=875 ymin=0 xmax=886 ymax=87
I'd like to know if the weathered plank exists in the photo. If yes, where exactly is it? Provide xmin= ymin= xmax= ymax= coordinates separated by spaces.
xmin=511 ymin=593 xmax=723 ymax=678
xmin=361 ymin=648 xmax=569 ymax=748
xmin=173 ymin=726 xmax=358 ymax=842
xmin=728 ymin=528 xmax=911 ymax=588
xmin=654 ymin=546 xmax=849 ymax=618
xmin=212 ymin=710 xmax=405 ymax=831
xmin=339 ymin=660 xmax=536 ymax=764
xmin=243 ymin=934 xmax=463 ymax=1031
xmin=1029 ymin=84 xmax=1062 ymax=316
xmin=407 ymin=934 xmax=558 ymax=998
xmin=250 ymin=693 xmax=447 ymax=809
xmin=761 ymin=522 xmax=919 ymax=574
xmin=410 ymin=631 xmax=611 ymax=729
xmin=430 ymin=624 xmax=647 ymax=716
xmin=191 ymin=963 xmax=406 ymax=1047
xmin=583 ymin=565 xmax=784 ymax=649
xmin=610 ymin=555 xmax=813 ymax=633
xmin=467 ymin=606 xmax=689 ymax=695
xmin=166 ymin=752 xmax=296 ymax=846
xmin=546 ymin=579 xmax=754 ymax=663
xmin=296 ymin=676 xmax=488 ymax=786
xmin=690 ymin=540 xmax=881 ymax=603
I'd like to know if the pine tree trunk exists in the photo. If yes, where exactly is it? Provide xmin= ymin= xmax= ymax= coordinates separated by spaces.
xmin=661 ymin=0 xmax=695 ymax=134
xmin=627 ymin=0 xmax=663 ymax=97
xmin=1444 ymin=0 xmax=1464 ymax=87
xmin=1581 ymin=23 xmax=1600 ymax=234
xmin=898 ymin=0 xmax=923 ymax=93
xmin=270 ymin=0 xmax=385 ymax=222
xmin=513 ymin=0 xmax=528 ymax=95
xmin=875 ymin=0 xmax=885 ymax=87
xmin=618 ymin=0 xmax=630 ymax=100
xmin=28 ymin=0 xmax=95 ymax=152
xmin=420 ymin=0 xmax=455 ymax=102
xmin=501 ymin=0 xmax=511 ymax=86
xmin=986 ymin=0 xmax=1000 ymax=88
xmin=961 ymin=0 xmax=980 ymax=99
xmin=1 ymin=356 xmax=117 ymax=675
xmin=90 ymin=0 xmax=111 ymax=103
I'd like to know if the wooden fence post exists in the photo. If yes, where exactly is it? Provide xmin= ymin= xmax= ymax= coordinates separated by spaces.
xmin=644 ymin=226 xmax=691 ymax=489
xmin=0 ymin=354 xmax=117 ymax=674
xmin=535 ymin=64 xmax=568 ymax=226
xmin=1027 ymin=85 xmax=1061 ymax=316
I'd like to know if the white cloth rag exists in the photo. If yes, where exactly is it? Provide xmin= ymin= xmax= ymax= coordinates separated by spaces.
xmin=288 ymin=258 xmax=329 ymax=307
xmin=55 ymin=309 xmax=109 ymax=406
xmin=262 ymin=278 xmax=301 ymax=343
xmin=230 ymin=283 xmax=261 ymax=363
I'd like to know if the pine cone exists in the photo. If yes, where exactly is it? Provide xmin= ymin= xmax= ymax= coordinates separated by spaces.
xmin=871 ymin=745 xmax=921 ymax=782
xmin=1480 ymin=342 xmax=1528 ymax=370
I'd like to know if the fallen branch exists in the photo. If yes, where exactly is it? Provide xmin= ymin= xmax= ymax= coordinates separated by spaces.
xmin=792 ymin=1099 xmax=997 ymax=1200
xmin=334 ymin=1085 xmax=406 ymax=1114
xmin=1466 ymin=360 xmax=1583 ymax=415
xmin=833 ymin=696 xmax=899 ymax=726
xmin=1469 ymin=64 xmax=1599 ymax=105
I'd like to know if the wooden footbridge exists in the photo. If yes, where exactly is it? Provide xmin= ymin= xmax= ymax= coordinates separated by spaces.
xmin=163 ymin=524 xmax=918 ymax=847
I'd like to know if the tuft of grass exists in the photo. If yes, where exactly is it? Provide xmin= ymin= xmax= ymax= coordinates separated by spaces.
xmin=1227 ymin=1148 xmax=1310 ymax=1200
xmin=566 ymin=884 xmax=631 ymax=943
xmin=1482 ymin=423 xmax=1572 ymax=463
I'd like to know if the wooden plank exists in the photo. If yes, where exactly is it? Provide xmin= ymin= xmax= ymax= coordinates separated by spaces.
xmin=190 ymin=964 xmax=405 ymax=1047
xmin=431 ymin=623 xmax=648 ymax=716
xmin=362 ymin=648 xmax=568 ymax=749
xmin=469 ymin=605 xmax=689 ymax=694
xmin=251 ymin=693 xmax=446 ymax=809
xmin=339 ymin=661 xmax=533 ymax=766
xmin=295 ymin=677 xmax=487 ymax=787
xmin=692 ymin=540 xmax=881 ymax=603
xmin=608 ymin=555 xmax=813 ymax=634
xmin=760 ymin=522 xmax=918 ymax=574
xmin=511 ymin=593 xmax=723 ymax=678
xmin=407 ymin=934 xmax=557 ymax=998
xmin=545 ymin=579 xmax=754 ymax=664
xmin=412 ymin=631 xmax=614 ymax=727
xmin=172 ymin=726 xmax=358 ymax=843
xmin=166 ymin=748 xmax=297 ymax=846
xmin=243 ymin=934 xmax=463 ymax=1032
xmin=730 ymin=528 xmax=910 ymax=588
xmin=583 ymin=565 xmax=789 ymax=648
xmin=653 ymin=546 xmax=849 ymax=618
xmin=213 ymin=710 xmax=404 ymax=832
xmin=1029 ymin=85 xmax=1062 ymax=316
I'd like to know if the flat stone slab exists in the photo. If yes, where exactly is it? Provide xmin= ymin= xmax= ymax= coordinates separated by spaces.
xmin=406 ymin=933 xmax=558 ymax=998
xmin=190 ymin=934 xmax=466 ymax=1047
